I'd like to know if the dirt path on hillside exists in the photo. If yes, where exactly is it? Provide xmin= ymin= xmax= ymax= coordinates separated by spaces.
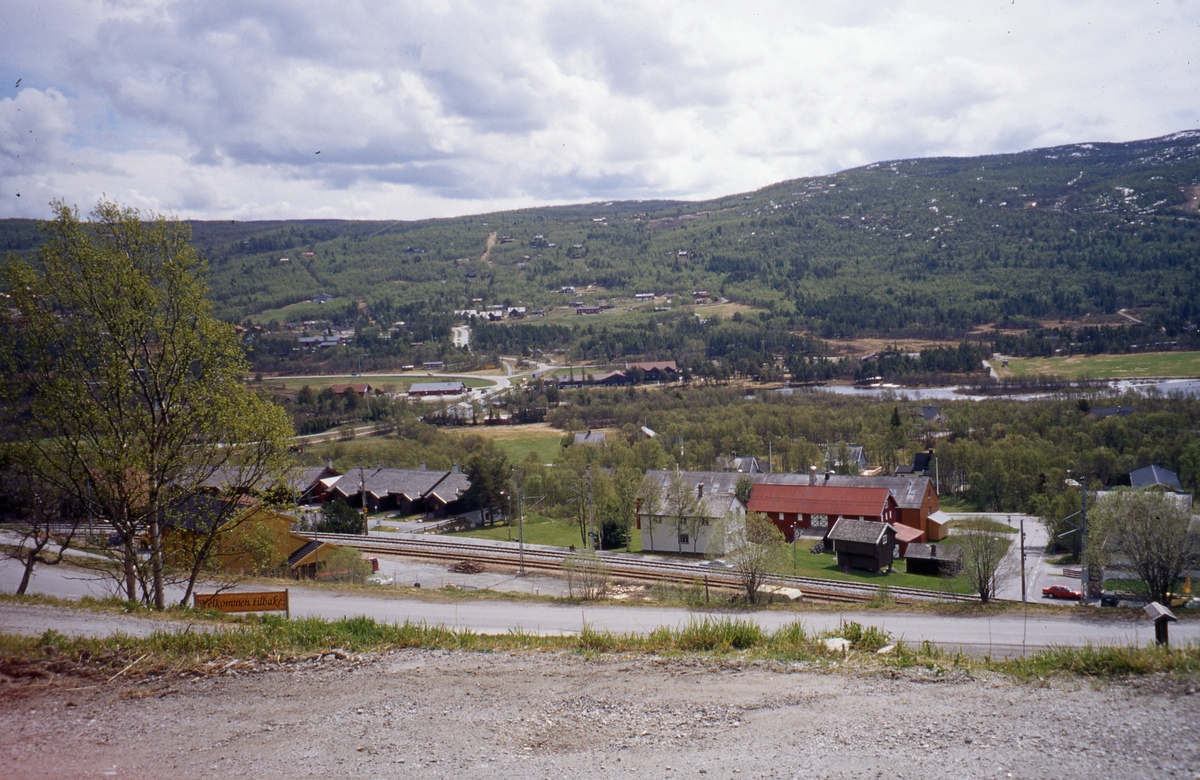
xmin=481 ymin=230 xmax=498 ymax=266
xmin=3 ymin=644 xmax=1197 ymax=779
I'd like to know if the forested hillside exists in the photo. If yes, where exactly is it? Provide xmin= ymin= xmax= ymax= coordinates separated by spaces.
xmin=4 ymin=131 xmax=1199 ymax=371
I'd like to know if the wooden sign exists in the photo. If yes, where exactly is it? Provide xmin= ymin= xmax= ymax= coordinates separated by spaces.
xmin=195 ymin=589 xmax=289 ymax=617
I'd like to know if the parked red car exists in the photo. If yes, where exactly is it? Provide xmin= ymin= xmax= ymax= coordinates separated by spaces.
xmin=1042 ymin=584 xmax=1083 ymax=600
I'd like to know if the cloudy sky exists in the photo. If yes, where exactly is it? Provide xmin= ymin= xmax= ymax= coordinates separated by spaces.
xmin=2 ymin=1 xmax=1197 ymax=221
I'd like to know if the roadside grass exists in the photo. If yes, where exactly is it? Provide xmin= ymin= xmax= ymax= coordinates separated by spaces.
xmin=1004 ymin=641 xmax=1200 ymax=679
xmin=997 ymin=351 xmax=1200 ymax=380
xmin=5 ymin=594 xmax=1195 ymax=681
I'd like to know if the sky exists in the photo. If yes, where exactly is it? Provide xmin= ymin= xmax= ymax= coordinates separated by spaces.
xmin=2 ymin=0 xmax=1198 ymax=222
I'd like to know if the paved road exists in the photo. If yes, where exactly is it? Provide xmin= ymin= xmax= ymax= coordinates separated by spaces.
xmin=2 ymin=556 xmax=1192 ymax=657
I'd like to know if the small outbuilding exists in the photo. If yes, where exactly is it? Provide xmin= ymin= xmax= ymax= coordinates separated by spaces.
xmin=827 ymin=518 xmax=898 ymax=573
xmin=903 ymin=542 xmax=963 ymax=577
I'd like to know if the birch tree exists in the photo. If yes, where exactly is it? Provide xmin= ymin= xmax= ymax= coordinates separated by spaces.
xmin=0 ymin=200 xmax=293 ymax=609
xmin=1088 ymin=489 xmax=1200 ymax=604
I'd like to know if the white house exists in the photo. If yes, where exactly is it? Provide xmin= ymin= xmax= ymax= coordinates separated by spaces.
xmin=637 ymin=470 xmax=747 ymax=554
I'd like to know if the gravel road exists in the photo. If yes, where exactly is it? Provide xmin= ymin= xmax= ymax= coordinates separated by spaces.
xmin=3 ymin=638 xmax=1198 ymax=779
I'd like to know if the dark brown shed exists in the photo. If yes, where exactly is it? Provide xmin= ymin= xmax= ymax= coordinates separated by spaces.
xmin=826 ymin=518 xmax=898 ymax=573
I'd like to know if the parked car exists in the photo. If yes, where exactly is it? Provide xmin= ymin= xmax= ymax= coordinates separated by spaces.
xmin=1099 ymin=591 xmax=1120 ymax=607
xmin=1042 ymin=584 xmax=1083 ymax=600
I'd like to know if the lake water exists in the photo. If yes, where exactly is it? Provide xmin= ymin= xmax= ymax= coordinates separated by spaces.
xmin=776 ymin=377 xmax=1200 ymax=402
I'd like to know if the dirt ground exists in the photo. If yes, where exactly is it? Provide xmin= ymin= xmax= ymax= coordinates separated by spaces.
xmin=3 ymin=644 xmax=1199 ymax=780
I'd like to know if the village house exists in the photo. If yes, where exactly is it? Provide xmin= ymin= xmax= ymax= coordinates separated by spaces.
xmin=626 ymin=360 xmax=678 ymax=383
xmin=759 ymin=471 xmax=945 ymax=541
xmin=635 ymin=470 xmax=747 ymax=554
xmin=326 ymin=465 xmax=471 ymax=518
xmin=408 ymin=381 xmax=466 ymax=397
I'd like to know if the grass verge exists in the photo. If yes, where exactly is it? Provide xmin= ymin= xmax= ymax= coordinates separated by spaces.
xmin=3 ymin=599 xmax=1197 ymax=684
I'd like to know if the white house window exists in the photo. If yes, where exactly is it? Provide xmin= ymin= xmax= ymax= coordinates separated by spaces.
xmin=678 ymin=534 xmax=690 ymax=545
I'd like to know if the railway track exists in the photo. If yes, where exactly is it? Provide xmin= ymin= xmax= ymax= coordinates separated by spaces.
xmin=316 ymin=532 xmax=978 ymax=606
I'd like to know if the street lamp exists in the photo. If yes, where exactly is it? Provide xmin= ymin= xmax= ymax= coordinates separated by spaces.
xmin=1066 ymin=475 xmax=1089 ymax=601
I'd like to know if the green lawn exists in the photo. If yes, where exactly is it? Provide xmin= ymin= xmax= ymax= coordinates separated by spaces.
xmin=449 ymin=518 xmax=971 ymax=592
xmin=998 ymin=351 xmax=1200 ymax=380
xmin=445 ymin=513 xmax=641 ymax=551
xmin=446 ymin=423 xmax=566 ymax=465
xmin=948 ymin=517 xmax=1020 ymax=534
xmin=779 ymin=547 xmax=977 ymax=594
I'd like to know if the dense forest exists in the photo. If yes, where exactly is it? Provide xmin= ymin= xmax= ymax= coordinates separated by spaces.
xmin=3 ymin=131 xmax=1199 ymax=375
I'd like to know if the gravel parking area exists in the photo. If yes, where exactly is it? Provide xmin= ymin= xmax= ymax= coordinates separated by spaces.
xmin=3 ymin=646 xmax=1198 ymax=779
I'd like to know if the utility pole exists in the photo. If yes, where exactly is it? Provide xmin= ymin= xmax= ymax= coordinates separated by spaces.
xmin=517 ymin=478 xmax=525 ymax=575
xmin=587 ymin=464 xmax=595 ymax=551
xmin=358 ymin=457 xmax=368 ymax=535
xmin=1080 ymin=476 xmax=1089 ymax=600
xmin=1018 ymin=515 xmax=1026 ymax=603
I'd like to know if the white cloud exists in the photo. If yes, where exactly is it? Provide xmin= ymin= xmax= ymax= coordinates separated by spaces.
xmin=1 ymin=0 xmax=1197 ymax=219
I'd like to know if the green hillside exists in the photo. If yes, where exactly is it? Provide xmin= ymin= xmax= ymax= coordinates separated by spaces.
xmin=5 ymin=131 xmax=1200 ymax=375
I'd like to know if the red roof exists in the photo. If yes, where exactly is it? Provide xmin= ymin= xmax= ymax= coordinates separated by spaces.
xmin=747 ymin=483 xmax=896 ymax=518
xmin=892 ymin=524 xmax=924 ymax=544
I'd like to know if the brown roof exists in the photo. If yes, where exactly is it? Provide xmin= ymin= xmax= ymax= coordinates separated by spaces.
xmin=626 ymin=361 xmax=678 ymax=372
xmin=329 ymin=384 xmax=370 ymax=395
xmin=827 ymin=518 xmax=896 ymax=545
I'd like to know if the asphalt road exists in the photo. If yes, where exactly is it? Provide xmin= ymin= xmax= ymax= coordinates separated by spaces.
xmin=2 ymin=555 xmax=1193 ymax=657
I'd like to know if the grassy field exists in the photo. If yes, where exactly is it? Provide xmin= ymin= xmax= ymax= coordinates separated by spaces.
xmin=446 ymin=422 xmax=568 ymax=465
xmin=997 ymin=351 xmax=1200 ymax=380
xmin=444 ymin=513 xmax=621 ymax=550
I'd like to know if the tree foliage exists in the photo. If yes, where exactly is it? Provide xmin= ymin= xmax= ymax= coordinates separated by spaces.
xmin=708 ymin=511 xmax=787 ymax=604
xmin=0 ymin=201 xmax=294 ymax=608
xmin=318 ymin=499 xmax=364 ymax=535
xmin=954 ymin=526 xmax=1016 ymax=604
xmin=1088 ymin=489 xmax=1200 ymax=603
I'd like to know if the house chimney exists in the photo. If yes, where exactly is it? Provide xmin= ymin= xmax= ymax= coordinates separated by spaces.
xmin=809 ymin=465 xmax=817 ymax=486
xmin=419 ymin=461 xmax=426 ymax=470
xmin=452 ymin=464 xmax=460 ymax=474
xmin=930 ymin=544 xmax=937 ymax=557
xmin=824 ymin=471 xmax=833 ymax=483
xmin=697 ymin=483 xmax=704 ymax=499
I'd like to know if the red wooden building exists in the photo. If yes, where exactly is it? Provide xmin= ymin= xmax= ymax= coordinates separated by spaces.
xmin=746 ymin=482 xmax=910 ymax=544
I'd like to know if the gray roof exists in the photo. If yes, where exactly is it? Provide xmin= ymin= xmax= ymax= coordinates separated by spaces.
xmin=330 ymin=467 xmax=455 ymax=501
xmin=641 ymin=469 xmax=935 ymax=511
xmin=641 ymin=470 xmax=746 ymax=498
xmin=424 ymin=471 xmax=471 ymax=505
xmin=903 ymin=543 xmax=962 ymax=562
xmin=574 ymin=431 xmax=608 ymax=446
xmin=757 ymin=473 xmax=934 ymax=510
xmin=409 ymin=381 xmax=466 ymax=394
xmin=638 ymin=470 xmax=746 ymax=519
xmin=1130 ymin=465 xmax=1183 ymax=491
xmin=827 ymin=518 xmax=895 ymax=545
xmin=199 ymin=465 xmax=337 ymax=497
